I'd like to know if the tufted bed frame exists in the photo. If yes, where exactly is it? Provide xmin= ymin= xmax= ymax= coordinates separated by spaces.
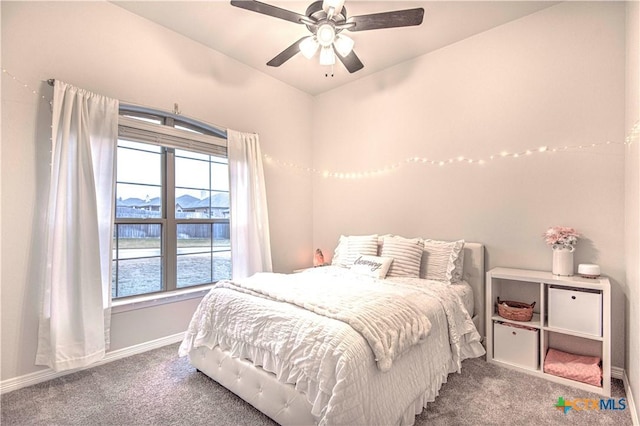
xmin=188 ymin=243 xmax=485 ymax=425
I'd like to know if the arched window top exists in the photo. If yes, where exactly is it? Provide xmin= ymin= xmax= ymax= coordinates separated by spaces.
xmin=119 ymin=104 xmax=227 ymax=139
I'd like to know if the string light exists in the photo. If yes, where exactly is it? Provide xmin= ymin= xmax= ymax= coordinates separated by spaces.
xmin=264 ymin=123 xmax=638 ymax=179
xmin=626 ymin=120 xmax=640 ymax=145
xmin=4 ymin=68 xmax=639 ymax=179
xmin=2 ymin=68 xmax=49 ymax=101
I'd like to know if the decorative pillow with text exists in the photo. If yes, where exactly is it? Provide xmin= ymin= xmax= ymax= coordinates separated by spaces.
xmin=350 ymin=255 xmax=393 ymax=279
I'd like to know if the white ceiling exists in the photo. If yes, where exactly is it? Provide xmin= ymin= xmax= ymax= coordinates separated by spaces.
xmin=113 ymin=1 xmax=557 ymax=96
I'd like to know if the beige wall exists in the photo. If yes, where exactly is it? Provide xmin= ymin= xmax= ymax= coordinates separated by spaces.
xmin=0 ymin=1 xmax=314 ymax=380
xmin=312 ymin=2 xmax=627 ymax=368
xmin=0 ymin=0 xmax=634 ymax=399
xmin=625 ymin=1 xmax=640 ymax=419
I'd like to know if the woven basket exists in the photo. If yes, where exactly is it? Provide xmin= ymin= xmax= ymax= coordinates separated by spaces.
xmin=496 ymin=297 xmax=536 ymax=322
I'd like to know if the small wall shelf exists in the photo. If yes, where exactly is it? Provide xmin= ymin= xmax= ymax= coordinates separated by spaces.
xmin=486 ymin=267 xmax=611 ymax=396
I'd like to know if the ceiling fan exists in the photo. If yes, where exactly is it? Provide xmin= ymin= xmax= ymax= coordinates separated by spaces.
xmin=230 ymin=0 xmax=425 ymax=73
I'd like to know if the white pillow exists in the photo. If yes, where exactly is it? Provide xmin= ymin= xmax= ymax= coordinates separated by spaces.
xmin=351 ymin=255 xmax=393 ymax=279
xmin=331 ymin=234 xmax=379 ymax=267
xmin=376 ymin=234 xmax=393 ymax=256
xmin=421 ymin=239 xmax=465 ymax=284
xmin=381 ymin=235 xmax=424 ymax=278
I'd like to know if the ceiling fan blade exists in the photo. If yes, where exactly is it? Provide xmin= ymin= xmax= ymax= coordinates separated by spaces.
xmin=336 ymin=49 xmax=364 ymax=74
xmin=348 ymin=8 xmax=424 ymax=32
xmin=230 ymin=0 xmax=308 ymax=25
xmin=266 ymin=37 xmax=307 ymax=67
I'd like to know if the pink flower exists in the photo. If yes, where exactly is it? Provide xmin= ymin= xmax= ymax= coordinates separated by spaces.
xmin=544 ymin=226 xmax=580 ymax=249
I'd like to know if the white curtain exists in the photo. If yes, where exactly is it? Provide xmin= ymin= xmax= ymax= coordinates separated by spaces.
xmin=227 ymin=130 xmax=273 ymax=278
xmin=36 ymin=81 xmax=119 ymax=372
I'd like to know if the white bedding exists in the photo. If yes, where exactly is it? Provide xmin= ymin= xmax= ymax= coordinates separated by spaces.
xmin=179 ymin=266 xmax=485 ymax=425
xmin=210 ymin=271 xmax=434 ymax=371
xmin=451 ymin=280 xmax=475 ymax=317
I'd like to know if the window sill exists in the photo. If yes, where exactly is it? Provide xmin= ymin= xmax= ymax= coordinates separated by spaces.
xmin=111 ymin=285 xmax=213 ymax=314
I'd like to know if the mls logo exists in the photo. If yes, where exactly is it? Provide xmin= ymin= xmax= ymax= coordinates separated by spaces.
xmin=554 ymin=397 xmax=572 ymax=414
xmin=599 ymin=398 xmax=627 ymax=411
xmin=554 ymin=396 xmax=627 ymax=414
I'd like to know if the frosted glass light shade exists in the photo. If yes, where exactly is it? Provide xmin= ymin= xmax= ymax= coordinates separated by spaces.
xmin=319 ymin=46 xmax=335 ymax=65
xmin=334 ymin=34 xmax=354 ymax=57
xmin=317 ymin=23 xmax=336 ymax=47
xmin=299 ymin=37 xmax=319 ymax=59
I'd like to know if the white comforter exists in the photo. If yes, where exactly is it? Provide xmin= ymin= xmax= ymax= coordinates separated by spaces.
xmin=179 ymin=267 xmax=485 ymax=425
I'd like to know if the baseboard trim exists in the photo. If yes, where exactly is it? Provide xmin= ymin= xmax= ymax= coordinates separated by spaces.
xmin=623 ymin=370 xmax=639 ymax=426
xmin=613 ymin=366 xmax=625 ymax=381
xmin=0 ymin=332 xmax=184 ymax=395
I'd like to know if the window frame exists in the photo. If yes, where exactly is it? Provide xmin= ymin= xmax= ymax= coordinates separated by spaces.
xmin=113 ymin=107 xmax=230 ymax=303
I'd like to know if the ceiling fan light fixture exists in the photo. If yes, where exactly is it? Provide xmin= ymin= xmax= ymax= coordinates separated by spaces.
xmin=333 ymin=34 xmax=354 ymax=57
xmin=231 ymin=0 xmax=425 ymax=74
xmin=299 ymin=36 xmax=319 ymax=59
xmin=319 ymin=46 xmax=336 ymax=65
xmin=316 ymin=23 xmax=336 ymax=47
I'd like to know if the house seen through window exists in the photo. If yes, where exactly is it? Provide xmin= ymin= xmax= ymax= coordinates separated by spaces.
xmin=112 ymin=110 xmax=231 ymax=299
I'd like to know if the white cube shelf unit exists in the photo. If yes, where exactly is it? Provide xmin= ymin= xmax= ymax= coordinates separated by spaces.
xmin=486 ymin=267 xmax=611 ymax=396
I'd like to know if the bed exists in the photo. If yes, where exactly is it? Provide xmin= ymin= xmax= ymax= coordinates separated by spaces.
xmin=179 ymin=239 xmax=486 ymax=425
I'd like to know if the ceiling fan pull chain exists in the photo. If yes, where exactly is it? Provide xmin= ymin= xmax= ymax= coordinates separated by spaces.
xmin=325 ymin=63 xmax=335 ymax=78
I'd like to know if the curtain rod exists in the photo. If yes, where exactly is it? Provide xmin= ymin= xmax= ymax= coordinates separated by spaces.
xmin=46 ymin=78 xmax=228 ymax=139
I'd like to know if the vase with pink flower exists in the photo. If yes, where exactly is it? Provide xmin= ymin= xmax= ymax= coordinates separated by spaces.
xmin=543 ymin=226 xmax=580 ymax=276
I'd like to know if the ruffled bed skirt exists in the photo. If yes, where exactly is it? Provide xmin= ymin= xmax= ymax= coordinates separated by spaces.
xmin=183 ymin=331 xmax=485 ymax=425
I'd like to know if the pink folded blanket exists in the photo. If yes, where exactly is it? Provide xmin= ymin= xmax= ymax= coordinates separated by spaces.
xmin=543 ymin=348 xmax=602 ymax=387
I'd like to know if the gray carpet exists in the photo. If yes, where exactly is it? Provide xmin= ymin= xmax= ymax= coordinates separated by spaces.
xmin=1 ymin=343 xmax=633 ymax=425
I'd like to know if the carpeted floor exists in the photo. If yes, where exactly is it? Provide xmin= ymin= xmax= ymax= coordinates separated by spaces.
xmin=1 ymin=343 xmax=633 ymax=425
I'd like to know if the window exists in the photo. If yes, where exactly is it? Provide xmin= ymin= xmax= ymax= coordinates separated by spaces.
xmin=112 ymin=110 xmax=230 ymax=299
